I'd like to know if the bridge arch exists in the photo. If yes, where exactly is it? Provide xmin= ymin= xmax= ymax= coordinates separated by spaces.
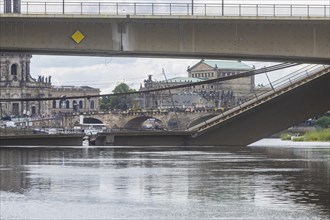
xmin=83 ymin=117 xmax=103 ymax=124
xmin=123 ymin=116 xmax=164 ymax=130
xmin=73 ymin=116 xmax=105 ymax=126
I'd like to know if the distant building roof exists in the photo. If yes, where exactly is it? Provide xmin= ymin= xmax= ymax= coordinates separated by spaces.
xmin=162 ymin=77 xmax=206 ymax=83
xmin=205 ymin=60 xmax=253 ymax=70
xmin=52 ymin=85 xmax=99 ymax=91
xmin=189 ymin=59 xmax=253 ymax=71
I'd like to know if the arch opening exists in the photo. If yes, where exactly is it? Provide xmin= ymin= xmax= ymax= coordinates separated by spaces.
xmin=124 ymin=117 xmax=165 ymax=130
xmin=83 ymin=117 xmax=103 ymax=124
xmin=11 ymin=64 xmax=17 ymax=75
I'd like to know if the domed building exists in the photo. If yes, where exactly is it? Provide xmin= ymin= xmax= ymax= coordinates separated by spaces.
xmin=0 ymin=53 xmax=100 ymax=118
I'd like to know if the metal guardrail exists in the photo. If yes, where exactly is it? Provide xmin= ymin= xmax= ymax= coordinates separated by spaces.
xmin=187 ymin=65 xmax=330 ymax=133
xmin=0 ymin=2 xmax=329 ymax=17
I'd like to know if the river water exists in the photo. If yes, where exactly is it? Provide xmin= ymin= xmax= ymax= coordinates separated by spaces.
xmin=0 ymin=139 xmax=329 ymax=220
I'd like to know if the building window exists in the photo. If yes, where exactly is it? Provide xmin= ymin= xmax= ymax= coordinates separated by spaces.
xmin=79 ymin=100 xmax=83 ymax=109
xmin=60 ymin=100 xmax=67 ymax=109
xmin=52 ymin=100 xmax=56 ymax=109
xmin=11 ymin=64 xmax=17 ymax=75
xmin=66 ymin=100 xmax=70 ymax=109
xmin=31 ymin=106 xmax=36 ymax=115
xmin=73 ymin=100 xmax=78 ymax=111
xmin=90 ymin=100 xmax=95 ymax=109
xmin=12 ymin=103 xmax=19 ymax=115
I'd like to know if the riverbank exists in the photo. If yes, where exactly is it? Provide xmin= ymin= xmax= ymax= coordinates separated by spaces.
xmin=280 ymin=128 xmax=330 ymax=142
xmin=250 ymin=138 xmax=330 ymax=149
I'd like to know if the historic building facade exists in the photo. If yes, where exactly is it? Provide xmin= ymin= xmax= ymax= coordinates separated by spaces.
xmin=140 ymin=59 xmax=255 ymax=110
xmin=187 ymin=59 xmax=255 ymax=107
xmin=140 ymin=75 xmax=209 ymax=110
xmin=0 ymin=53 xmax=100 ymax=118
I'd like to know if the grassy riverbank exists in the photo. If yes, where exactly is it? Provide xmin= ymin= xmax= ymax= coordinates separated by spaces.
xmin=281 ymin=128 xmax=330 ymax=142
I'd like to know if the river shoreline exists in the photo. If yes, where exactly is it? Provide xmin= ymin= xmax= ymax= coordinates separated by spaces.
xmin=250 ymin=138 xmax=330 ymax=148
xmin=0 ymin=138 xmax=329 ymax=149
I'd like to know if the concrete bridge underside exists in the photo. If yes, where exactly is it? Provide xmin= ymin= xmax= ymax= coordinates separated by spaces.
xmin=97 ymin=71 xmax=329 ymax=146
xmin=0 ymin=15 xmax=329 ymax=63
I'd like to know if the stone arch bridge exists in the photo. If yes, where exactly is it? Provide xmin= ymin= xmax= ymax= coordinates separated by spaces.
xmin=62 ymin=110 xmax=219 ymax=130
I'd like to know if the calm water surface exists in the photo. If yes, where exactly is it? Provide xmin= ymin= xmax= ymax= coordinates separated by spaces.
xmin=0 ymin=139 xmax=329 ymax=220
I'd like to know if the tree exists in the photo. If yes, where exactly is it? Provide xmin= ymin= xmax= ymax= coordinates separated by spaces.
xmin=315 ymin=116 xmax=330 ymax=128
xmin=112 ymin=83 xmax=133 ymax=94
xmin=101 ymin=83 xmax=136 ymax=111
xmin=99 ymin=96 xmax=110 ymax=111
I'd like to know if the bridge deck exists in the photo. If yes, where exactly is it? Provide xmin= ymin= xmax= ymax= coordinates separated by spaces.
xmin=1 ymin=13 xmax=329 ymax=63
xmin=189 ymin=65 xmax=330 ymax=134
xmin=187 ymin=66 xmax=330 ymax=146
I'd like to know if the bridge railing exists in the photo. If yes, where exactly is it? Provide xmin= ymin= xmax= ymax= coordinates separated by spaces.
xmin=187 ymin=64 xmax=330 ymax=132
xmin=0 ymin=2 xmax=329 ymax=17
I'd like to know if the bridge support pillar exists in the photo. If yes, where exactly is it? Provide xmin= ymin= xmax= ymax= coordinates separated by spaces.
xmin=105 ymin=134 xmax=115 ymax=146
xmin=62 ymin=114 xmax=71 ymax=128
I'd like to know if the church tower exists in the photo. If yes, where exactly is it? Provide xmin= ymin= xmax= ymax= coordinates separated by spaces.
xmin=0 ymin=53 xmax=52 ymax=117
xmin=0 ymin=53 xmax=32 ymax=87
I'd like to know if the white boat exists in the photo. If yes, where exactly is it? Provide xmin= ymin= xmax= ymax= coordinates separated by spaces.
xmin=82 ymin=136 xmax=90 ymax=146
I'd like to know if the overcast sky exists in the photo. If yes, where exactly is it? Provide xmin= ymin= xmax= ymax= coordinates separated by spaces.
xmin=30 ymin=55 xmax=296 ymax=94
xmin=26 ymin=0 xmax=328 ymax=94
xmin=30 ymin=56 xmax=201 ymax=94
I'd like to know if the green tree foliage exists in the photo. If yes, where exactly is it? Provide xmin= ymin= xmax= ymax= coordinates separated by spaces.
xmin=99 ymin=97 xmax=110 ymax=111
xmin=100 ymin=83 xmax=137 ymax=111
xmin=315 ymin=116 xmax=330 ymax=128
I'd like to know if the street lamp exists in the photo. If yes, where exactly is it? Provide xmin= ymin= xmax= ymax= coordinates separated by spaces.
xmin=222 ymin=0 xmax=224 ymax=16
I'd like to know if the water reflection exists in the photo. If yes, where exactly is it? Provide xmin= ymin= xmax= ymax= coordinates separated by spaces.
xmin=0 ymin=143 xmax=329 ymax=219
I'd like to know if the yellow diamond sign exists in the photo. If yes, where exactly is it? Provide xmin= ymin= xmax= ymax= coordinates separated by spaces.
xmin=71 ymin=30 xmax=85 ymax=44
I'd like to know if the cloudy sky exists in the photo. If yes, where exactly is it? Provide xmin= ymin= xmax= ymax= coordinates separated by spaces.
xmin=30 ymin=55 xmax=298 ymax=94
xmin=26 ymin=0 xmax=327 ymax=94
xmin=30 ymin=56 xmax=201 ymax=94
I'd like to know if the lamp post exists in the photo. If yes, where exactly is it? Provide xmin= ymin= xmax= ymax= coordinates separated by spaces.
xmin=222 ymin=0 xmax=224 ymax=16
xmin=62 ymin=0 xmax=65 ymax=14
xmin=191 ymin=0 xmax=194 ymax=15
